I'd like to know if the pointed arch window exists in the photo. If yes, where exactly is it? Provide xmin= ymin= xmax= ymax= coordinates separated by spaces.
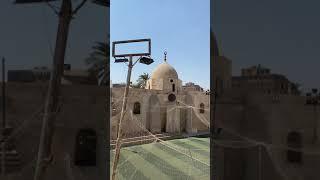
xmin=133 ymin=102 xmax=141 ymax=114
xmin=74 ymin=128 xmax=97 ymax=166
xmin=287 ymin=131 xmax=302 ymax=164
xmin=200 ymin=103 xmax=205 ymax=113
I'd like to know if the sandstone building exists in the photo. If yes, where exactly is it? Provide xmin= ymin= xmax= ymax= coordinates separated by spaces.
xmin=1 ymin=66 xmax=107 ymax=180
xmin=111 ymin=54 xmax=210 ymax=139
xmin=212 ymin=32 xmax=320 ymax=180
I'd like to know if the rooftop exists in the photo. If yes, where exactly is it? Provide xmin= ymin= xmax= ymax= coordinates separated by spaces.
xmin=110 ymin=137 xmax=209 ymax=180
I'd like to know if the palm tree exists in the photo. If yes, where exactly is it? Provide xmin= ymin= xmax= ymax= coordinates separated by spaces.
xmin=135 ymin=73 xmax=150 ymax=88
xmin=291 ymin=83 xmax=302 ymax=95
xmin=85 ymin=41 xmax=109 ymax=85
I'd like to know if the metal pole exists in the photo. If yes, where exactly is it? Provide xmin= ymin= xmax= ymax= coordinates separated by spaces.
xmin=105 ymin=44 xmax=110 ymax=179
xmin=1 ymin=142 xmax=4 ymax=176
xmin=313 ymin=103 xmax=318 ymax=143
xmin=1 ymin=57 xmax=5 ymax=176
xmin=316 ymin=104 xmax=318 ymax=143
xmin=111 ymin=56 xmax=133 ymax=180
xmin=211 ymin=79 xmax=218 ymax=179
xmin=212 ymin=79 xmax=218 ymax=136
xmin=34 ymin=0 xmax=72 ymax=180
xmin=258 ymin=145 xmax=262 ymax=180
xmin=2 ymin=58 xmax=5 ymax=129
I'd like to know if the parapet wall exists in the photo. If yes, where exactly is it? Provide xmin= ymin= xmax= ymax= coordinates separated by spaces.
xmin=1 ymin=82 xmax=108 ymax=180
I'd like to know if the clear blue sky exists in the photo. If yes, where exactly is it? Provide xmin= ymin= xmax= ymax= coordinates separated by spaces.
xmin=111 ymin=0 xmax=210 ymax=90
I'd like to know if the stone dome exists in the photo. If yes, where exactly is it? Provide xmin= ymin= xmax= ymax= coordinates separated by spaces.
xmin=151 ymin=62 xmax=178 ymax=80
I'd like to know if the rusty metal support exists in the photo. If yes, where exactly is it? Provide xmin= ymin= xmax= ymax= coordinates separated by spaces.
xmin=111 ymin=56 xmax=133 ymax=180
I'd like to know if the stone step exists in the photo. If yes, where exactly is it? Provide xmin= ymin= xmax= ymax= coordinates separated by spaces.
xmin=110 ymin=134 xmax=173 ymax=149
xmin=110 ymin=133 xmax=168 ymax=143
xmin=0 ymin=149 xmax=21 ymax=174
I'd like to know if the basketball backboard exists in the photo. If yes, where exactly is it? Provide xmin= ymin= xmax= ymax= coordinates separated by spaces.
xmin=92 ymin=0 xmax=110 ymax=6
xmin=112 ymin=38 xmax=151 ymax=58
xmin=14 ymin=0 xmax=109 ymax=6
xmin=14 ymin=0 xmax=57 ymax=3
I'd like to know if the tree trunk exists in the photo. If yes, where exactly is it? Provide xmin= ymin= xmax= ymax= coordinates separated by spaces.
xmin=33 ymin=0 xmax=72 ymax=180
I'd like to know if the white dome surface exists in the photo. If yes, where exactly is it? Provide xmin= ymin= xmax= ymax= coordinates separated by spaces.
xmin=151 ymin=62 xmax=178 ymax=80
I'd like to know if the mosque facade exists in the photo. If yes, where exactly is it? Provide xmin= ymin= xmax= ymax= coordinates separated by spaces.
xmin=111 ymin=53 xmax=210 ymax=139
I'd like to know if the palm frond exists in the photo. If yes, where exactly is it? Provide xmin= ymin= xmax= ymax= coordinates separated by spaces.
xmin=84 ymin=41 xmax=109 ymax=85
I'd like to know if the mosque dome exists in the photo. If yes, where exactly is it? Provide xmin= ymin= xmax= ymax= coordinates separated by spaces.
xmin=151 ymin=52 xmax=178 ymax=80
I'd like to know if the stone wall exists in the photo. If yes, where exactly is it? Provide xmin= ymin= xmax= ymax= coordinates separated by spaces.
xmin=111 ymin=87 xmax=210 ymax=136
xmin=1 ymin=82 xmax=108 ymax=180
xmin=214 ymin=92 xmax=320 ymax=180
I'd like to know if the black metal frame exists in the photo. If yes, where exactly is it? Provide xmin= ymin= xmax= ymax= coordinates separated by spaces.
xmin=112 ymin=39 xmax=151 ymax=58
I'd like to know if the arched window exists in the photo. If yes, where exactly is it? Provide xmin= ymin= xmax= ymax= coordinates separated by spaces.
xmin=199 ymin=103 xmax=205 ymax=113
xmin=287 ymin=131 xmax=302 ymax=164
xmin=74 ymin=128 xmax=97 ymax=166
xmin=133 ymin=102 xmax=141 ymax=114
